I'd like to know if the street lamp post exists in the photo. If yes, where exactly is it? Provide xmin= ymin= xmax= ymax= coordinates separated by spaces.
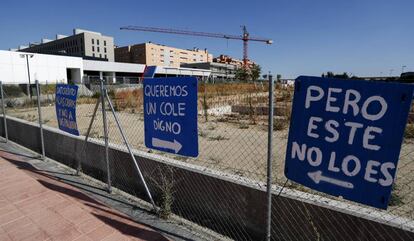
xmin=20 ymin=54 xmax=34 ymax=99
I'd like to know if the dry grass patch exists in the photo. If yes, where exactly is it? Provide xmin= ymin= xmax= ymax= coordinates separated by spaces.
xmin=113 ymin=89 xmax=143 ymax=111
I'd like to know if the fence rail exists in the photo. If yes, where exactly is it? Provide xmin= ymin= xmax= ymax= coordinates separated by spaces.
xmin=1 ymin=78 xmax=414 ymax=240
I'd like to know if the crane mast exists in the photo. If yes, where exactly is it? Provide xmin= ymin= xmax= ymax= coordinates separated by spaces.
xmin=242 ymin=26 xmax=249 ymax=67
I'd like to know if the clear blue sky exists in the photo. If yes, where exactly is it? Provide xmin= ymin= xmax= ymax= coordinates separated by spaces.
xmin=1 ymin=0 xmax=413 ymax=78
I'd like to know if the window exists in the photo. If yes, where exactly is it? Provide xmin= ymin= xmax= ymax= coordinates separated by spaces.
xmin=170 ymin=61 xmax=173 ymax=64
xmin=92 ymin=46 xmax=95 ymax=51
xmin=104 ymin=54 xmax=107 ymax=59
xmin=104 ymin=40 xmax=106 ymax=46
xmin=97 ymin=47 xmax=100 ymax=52
xmin=97 ymin=39 xmax=100 ymax=45
xmin=92 ymin=39 xmax=94 ymax=44
xmin=92 ymin=53 xmax=95 ymax=57
xmin=104 ymin=48 xmax=107 ymax=53
xmin=99 ymin=54 xmax=102 ymax=58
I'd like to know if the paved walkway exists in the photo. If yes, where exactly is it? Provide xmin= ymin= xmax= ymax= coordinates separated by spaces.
xmin=0 ymin=150 xmax=169 ymax=241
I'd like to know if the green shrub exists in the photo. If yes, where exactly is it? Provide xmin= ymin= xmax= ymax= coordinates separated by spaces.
xmin=404 ymin=124 xmax=414 ymax=139
xmin=41 ymin=84 xmax=57 ymax=94
xmin=92 ymin=92 xmax=101 ymax=99
xmin=3 ymin=85 xmax=25 ymax=97
xmin=389 ymin=184 xmax=404 ymax=206
xmin=273 ymin=120 xmax=287 ymax=131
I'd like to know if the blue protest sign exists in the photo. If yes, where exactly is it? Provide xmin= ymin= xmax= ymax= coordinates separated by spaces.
xmin=285 ymin=76 xmax=414 ymax=209
xmin=144 ymin=77 xmax=198 ymax=157
xmin=55 ymin=84 xmax=79 ymax=136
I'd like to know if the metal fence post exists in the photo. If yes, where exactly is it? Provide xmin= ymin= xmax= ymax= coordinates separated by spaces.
xmin=35 ymin=79 xmax=45 ymax=159
xmin=100 ymin=79 xmax=112 ymax=193
xmin=46 ymin=80 xmax=50 ymax=102
xmin=266 ymin=73 xmax=274 ymax=241
xmin=203 ymin=77 xmax=208 ymax=122
xmin=0 ymin=82 xmax=8 ymax=142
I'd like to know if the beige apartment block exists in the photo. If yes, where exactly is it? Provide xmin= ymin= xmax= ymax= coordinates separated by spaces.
xmin=115 ymin=42 xmax=213 ymax=67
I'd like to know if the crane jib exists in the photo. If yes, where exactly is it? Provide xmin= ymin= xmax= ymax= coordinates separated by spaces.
xmin=120 ymin=25 xmax=273 ymax=67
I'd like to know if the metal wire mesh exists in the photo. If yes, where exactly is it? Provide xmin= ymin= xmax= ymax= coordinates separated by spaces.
xmin=269 ymin=82 xmax=414 ymax=241
xmin=2 ymin=78 xmax=414 ymax=240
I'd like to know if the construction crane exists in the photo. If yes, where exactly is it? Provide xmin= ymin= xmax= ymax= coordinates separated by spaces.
xmin=120 ymin=25 xmax=273 ymax=68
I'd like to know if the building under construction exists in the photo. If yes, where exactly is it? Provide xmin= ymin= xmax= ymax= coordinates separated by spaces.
xmin=213 ymin=54 xmax=256 ymax=68
xmin=115 ymin=42 xmax=213 ymax=68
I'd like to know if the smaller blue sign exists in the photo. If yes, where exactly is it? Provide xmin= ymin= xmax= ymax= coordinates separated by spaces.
xmin=143 ymin=66 xmax=157 ymax=78
xmin=55 ymin=84 xmax=79 ymax=136
xmin=144 ymin=77 xmax=198 ymax=157
xmin=285 ymin=76 xmax=414 ymax=209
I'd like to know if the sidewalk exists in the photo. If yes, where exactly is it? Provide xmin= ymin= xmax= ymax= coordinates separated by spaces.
xmin=0 ymin=149 xmax=170 ymax=241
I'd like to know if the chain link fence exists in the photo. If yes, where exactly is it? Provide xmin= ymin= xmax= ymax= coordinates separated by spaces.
xmin=1 ymin=77 xmax=414 ymax=240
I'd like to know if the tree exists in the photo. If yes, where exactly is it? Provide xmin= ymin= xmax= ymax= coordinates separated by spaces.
xmin=326 ymin=72 xmax=335 ymax=78
xmin=277 ymin=74 xmax=282 ymax=81
xmin=336 ymin=72 xmax=350 ymax=79
xmin=322 ymin=72 xmax=351 ymax=79
xmin=235 ymin=67 xmax=250 ymax=82
xmin=250 ymin=64 xmax=261 ymax=81
xmin=235 ymin=64 xmax=262 ymax=82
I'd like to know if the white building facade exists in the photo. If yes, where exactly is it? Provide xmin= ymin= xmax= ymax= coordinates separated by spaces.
xmin=0 ymin=50 xmax=83 ymax=84
xmin=0 ymin=50 xmax=211 ymax=85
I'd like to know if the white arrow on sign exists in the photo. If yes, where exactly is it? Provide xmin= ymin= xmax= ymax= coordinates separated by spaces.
xmin=152 ymin=138 xmax=182 ymax=154
xmin=307 ymin=171 xmax=354 ymax=189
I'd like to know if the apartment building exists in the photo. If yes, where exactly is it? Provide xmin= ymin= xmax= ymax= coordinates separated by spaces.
xmin=115 ymin=42 xmax=213 ymax=68
xmin=18 ymin=29 xmax=114 ymax=61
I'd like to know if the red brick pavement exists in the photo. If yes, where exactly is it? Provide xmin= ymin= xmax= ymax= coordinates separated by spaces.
xmin=0 ymin=150 xmax=169 ymax=241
